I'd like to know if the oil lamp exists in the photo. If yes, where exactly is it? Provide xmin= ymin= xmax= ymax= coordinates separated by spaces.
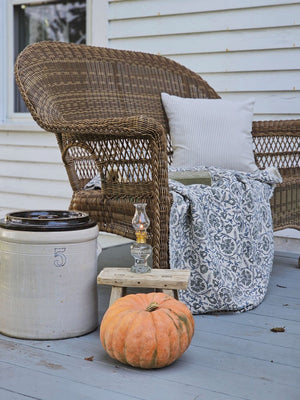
xmin=130 ymin=203 xmax=152 ymax=273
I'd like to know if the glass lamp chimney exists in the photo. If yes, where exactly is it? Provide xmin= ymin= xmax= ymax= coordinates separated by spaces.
xmin=130 ymin=203 xmax=152 ymax=273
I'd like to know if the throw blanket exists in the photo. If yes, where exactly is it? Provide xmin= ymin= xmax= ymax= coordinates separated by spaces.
xmin=169 ymin=167 xmax=282 ymax=314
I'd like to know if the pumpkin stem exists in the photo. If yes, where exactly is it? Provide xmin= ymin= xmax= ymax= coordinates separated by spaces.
xmin=146 ymin=302 xmax=159 ymax=312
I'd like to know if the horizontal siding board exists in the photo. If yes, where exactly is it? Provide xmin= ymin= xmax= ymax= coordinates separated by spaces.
xmin=0 ymin=160 xmax=68 ymax=181
xmin=0 ymin=177 xmax=72 ymax=198
xmin=0 ymin=208 xmax=15 ymax=216
xmin=0 ymin=145 xmax=62 ymax=163
xmin=0 ymin=129 xmax=71 ymax=211
xmin=201 ymin=71 xmax=300 ymax=92
xmin=0 ymin=193 xmax=70 ymax=210
xmin=110 ymin=4 xmax=300 ymax=38
xmin=109 ymin=26 xmax=299 ymax=55
xmin=109 ymin=0 xmax=299 ymax=19
xmin=169 ymin=49 xmax=300 ymax=73
xmin=0 ymin=130 xmax=57 ymax=147
xmin=220 ymin=91 xmax=300 ymax=114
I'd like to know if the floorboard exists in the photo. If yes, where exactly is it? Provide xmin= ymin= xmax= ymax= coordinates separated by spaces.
xmin=0 ymin=388 xmax=35 ymax=400
xmin=0 ymin=253 xmax=299 ymax=400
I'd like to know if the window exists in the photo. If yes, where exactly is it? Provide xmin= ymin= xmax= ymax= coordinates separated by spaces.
xmin=14 ymin=0 xmax=86 ymax=112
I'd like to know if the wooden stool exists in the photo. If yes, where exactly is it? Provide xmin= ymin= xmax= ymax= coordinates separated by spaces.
xmin=97 ymin=268 xmax=190 ymax=306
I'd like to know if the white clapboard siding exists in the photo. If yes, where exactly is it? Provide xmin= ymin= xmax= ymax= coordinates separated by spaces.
xmin=200 ymin=71 xmax=300 ymax=92
xmin=0 ymin=193 xmax=70 ymax=212
xmin=109 ymin=27 xmax=299 ymax=55
xmin=109 ymin=0 xmax=300 ymax=19
xmin=0 ymin=129 xmax=72 ymax=213
xmin=220 ymin=91 xmax=300 ymax=113
xmin=0 ymin=145 xmax=62 ymax=164
xmin=0 ymin=129 xmax=58 ymax=147
xmin=0 ymin=176 xmax=71 ymax=198
xmin=108 ymin=0 xmax=300 ymax=121
xmin=169 ymin=49 xmax=300 ymax=74
xmin=0 ymin=160 xmax=68 ymax=181
xmin=109 ymin=4 xmax=300 ymax=38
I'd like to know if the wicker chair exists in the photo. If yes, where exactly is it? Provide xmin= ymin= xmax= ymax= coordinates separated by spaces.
xmin=15 ymin=41 xmax=300 ymax=269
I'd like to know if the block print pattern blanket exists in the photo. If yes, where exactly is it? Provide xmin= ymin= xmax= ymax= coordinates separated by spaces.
xmin=169 ymin=167 xmax=281 ymax=314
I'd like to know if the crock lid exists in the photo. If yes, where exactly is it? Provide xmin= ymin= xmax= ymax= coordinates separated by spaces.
xmin=0 ymin=210 xmax=97 ymax=232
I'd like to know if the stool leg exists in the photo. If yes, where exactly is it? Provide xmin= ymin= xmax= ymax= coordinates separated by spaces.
xmin=109 ymin=287 xmax=126 ymax=306
xmin=162 ymin=289 xmax=178 ymax=300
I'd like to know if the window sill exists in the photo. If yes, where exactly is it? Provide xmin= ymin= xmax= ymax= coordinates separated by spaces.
xmin=0 ymin=121 xmax=44 ymax=133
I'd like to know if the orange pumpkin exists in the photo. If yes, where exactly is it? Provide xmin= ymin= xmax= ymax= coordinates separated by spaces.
xmin=100 ymin=292 xmax=194 ymax=369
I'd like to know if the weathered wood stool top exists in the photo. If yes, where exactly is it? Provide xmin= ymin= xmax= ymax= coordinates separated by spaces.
xmin=97 ymin=268 xmax=190 ymax=306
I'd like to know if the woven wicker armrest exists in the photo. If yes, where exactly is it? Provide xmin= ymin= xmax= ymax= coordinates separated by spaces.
xmin=252 ymin=119 xmax=300 ymax=231
xmin=59 ymin=115 xmax=169 ymax=197
xmin=252 ymin=119 xmax=300 ymax=172
xmin=252 ymin=119 xmax=300 ymax=137
xmin=55 ymin=115 xmax=165 ymax=139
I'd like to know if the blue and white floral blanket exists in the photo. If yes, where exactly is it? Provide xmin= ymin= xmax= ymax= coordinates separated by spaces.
xmin=169 ymin=167 xmax=282 ymax=314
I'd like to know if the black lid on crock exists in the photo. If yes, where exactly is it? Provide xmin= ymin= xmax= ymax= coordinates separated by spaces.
xmin=0 ymin=210 xmax=97 ymax=232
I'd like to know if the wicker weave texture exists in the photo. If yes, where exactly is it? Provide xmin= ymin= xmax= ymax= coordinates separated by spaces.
xmin=252 ymin=120 xmax=300 ymax=230
xmin=15 ymin=41 xmax=299 ymax=268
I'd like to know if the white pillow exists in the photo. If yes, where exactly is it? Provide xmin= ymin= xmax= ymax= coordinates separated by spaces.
xmin=161 ymin=93 xmax=257 ymax=172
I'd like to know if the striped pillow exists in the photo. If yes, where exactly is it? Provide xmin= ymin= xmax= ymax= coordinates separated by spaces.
xmin=161 ymin=93 xmax=257 ymax=172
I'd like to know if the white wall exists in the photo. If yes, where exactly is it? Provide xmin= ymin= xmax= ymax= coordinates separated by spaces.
xmin=0 ymin=125 xmax=72 ymax=214
xmin=108 ymin=0 xmax=300 ymax=121
xmin=0 ymin=0 xmax=299 ymax=215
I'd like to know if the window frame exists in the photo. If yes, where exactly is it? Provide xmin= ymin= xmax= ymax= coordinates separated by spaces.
xmin=6 ymin=0 xmax=99 ymax=123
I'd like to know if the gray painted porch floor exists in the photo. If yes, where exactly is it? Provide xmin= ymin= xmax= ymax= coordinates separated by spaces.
xmin=0 ymin=253 xmax=299 ymax=400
